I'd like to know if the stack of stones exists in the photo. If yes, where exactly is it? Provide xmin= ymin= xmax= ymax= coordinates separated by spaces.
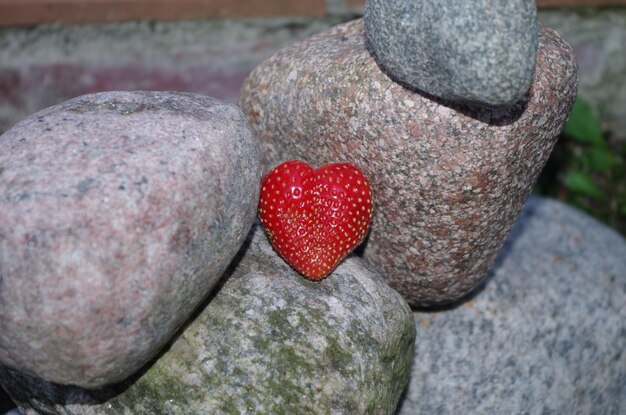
xmin=240 ymin=0 xmax=568 ymax=307
xmin=1 ymin=1 xmax=625 ymax=414
xmin=0 ymin=91 xmax=414 ymax=413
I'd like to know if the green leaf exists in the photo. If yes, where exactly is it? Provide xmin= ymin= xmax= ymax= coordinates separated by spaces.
xmin=582 ymin=147 xmax=616 ymax=172
xmin=564 ymin=171 xmax=603 ymax=198
xmin=563 ymin=98 xmax=605 ymax=146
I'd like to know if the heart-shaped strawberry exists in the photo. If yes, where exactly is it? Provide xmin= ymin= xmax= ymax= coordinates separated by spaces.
xmin=258 ymin=160 xmax=373 ymax=280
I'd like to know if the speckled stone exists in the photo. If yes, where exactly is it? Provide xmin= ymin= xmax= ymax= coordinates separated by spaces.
xmin=0 ymin=91 xmax=261 ymax=388
xmin=0 ymin=226 xmax=416 ymax=415
xmin=239 ymin=19 xmax=578 ymax=307
xmin=364 ymin=0 xmax=538 ymax=106
xmin=398 ymin=197 xmax=626 ymax=414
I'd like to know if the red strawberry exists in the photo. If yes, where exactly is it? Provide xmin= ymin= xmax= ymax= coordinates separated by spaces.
xmin=258 ymin=160 xmax=373 ymax=280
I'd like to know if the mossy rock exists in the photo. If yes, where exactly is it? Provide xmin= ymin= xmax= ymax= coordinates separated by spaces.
xmin=1 ymin=226 xmax=415 ymax=414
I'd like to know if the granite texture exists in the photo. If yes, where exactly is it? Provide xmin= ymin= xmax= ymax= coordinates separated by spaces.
xmin=0 ymin=226 xmax=416 ymax=415
xmin=239 ymin=19 xmax=578 ymax=307
xmin=0 ymin=91 xmax=261 ymax=388
xmin=399 ymin=197 xmax=626 ymax=414
xmin=364 ymin=0 xmax=538 ymax=106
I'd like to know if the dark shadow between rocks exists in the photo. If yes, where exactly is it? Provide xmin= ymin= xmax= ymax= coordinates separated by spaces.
xmin=0 ymin=384 xmax=16 ymax=413
xmin=393 ymin=379 xmax=410 ymax=415
xmin=410 ymin=275 xmax=493 ymax=313
xmin=352 ymin=227 xmax=371 ymax=257
xmin=363 ymin=36 xmax=530 ymax=127
xmin=0 ymin=223 xmax=258 ymax=409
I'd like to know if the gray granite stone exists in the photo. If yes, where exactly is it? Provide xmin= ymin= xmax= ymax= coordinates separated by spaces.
xmin=0 ymin=91 xmax=260 ymax=388
xmin=239 ymin=19 xmax=578 ymax=307
xmin=398 ymin=197 xmax=626 ymax=414
xmin=364 ymin=0 xmax=538 ymax=106
xmin=0 ymin=226 xmax=416 ymax=415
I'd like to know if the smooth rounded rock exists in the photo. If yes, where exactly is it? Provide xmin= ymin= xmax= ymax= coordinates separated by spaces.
xmin=239 ymin=19 xmax=578 ymax=307
xmin=364 ymin=0 xmax=538 ymax=106
xmin=0 ymin=226 xmax=416 ymax=414
xmin=399 ymin=197 xmax=626 ymax=414
xmin=0 ymin=91 xmax=261 ymax=388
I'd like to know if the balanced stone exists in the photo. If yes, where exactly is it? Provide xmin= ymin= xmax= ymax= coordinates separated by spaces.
xmin=364 ymin=0 xmax=539 ymax=106
xmin=239 ymin=19 xmax=578 ymax=307
xmin=0 ymin=226 xmax=416 ymax=414
xmin=0 ymin=91 xmax=260 ymax=388
xmin=399 ymin=197 xmax=626 ymax=413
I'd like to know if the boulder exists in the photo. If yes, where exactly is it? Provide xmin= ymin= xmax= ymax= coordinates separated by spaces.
xmin=239 ymin=19 xmax=578 ymax=306
xmin=364 ymin=0 xmax=538 ymax=106
xmin=1 ymin=226 xmax=416 ymax=414
xmin=399 ymin=197 xmax=626 ymax=414
xmin=0 ymin=91 xmax=260 ymax=388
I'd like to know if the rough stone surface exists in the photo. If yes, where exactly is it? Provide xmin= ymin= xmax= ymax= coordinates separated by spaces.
xmin=0 ymin=226 xmax=416 ymax=415
xmin=0 ymin=91 xmax=260 ymax=388
xmin=398 ymin=197 xmax=626 ymax=414
xmin=239 ymin=19 xmax=578 ymax=306
xmin=364 ymin=0 xmax=538 ymax=106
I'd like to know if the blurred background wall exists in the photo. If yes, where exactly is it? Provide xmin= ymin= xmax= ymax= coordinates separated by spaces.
xmin=0 ymin=0 xmax=624 ymax=139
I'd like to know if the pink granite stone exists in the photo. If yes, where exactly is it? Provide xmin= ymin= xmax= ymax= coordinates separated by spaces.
xmin=0 ymin=91 xmax=260 ymax=387
xmin=239 ymin=19 xmax=578 ymax=306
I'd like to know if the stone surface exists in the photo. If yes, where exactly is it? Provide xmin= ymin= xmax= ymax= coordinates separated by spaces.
xmin=398 ymin=197 xmax=626 ymax=414
xmin=364 ymin=0 xmax=538 ymax=106
xmin=0 ymin=226 xmax=416 ymax=415
xmin=239 ymin=19 xmax=578 ymax=307
xmin=0 ymin=91 xmax=260 ymax=388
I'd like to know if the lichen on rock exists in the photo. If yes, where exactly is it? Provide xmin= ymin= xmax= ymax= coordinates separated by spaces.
xmin=1 ymin=226 xmax=416 ymax=414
